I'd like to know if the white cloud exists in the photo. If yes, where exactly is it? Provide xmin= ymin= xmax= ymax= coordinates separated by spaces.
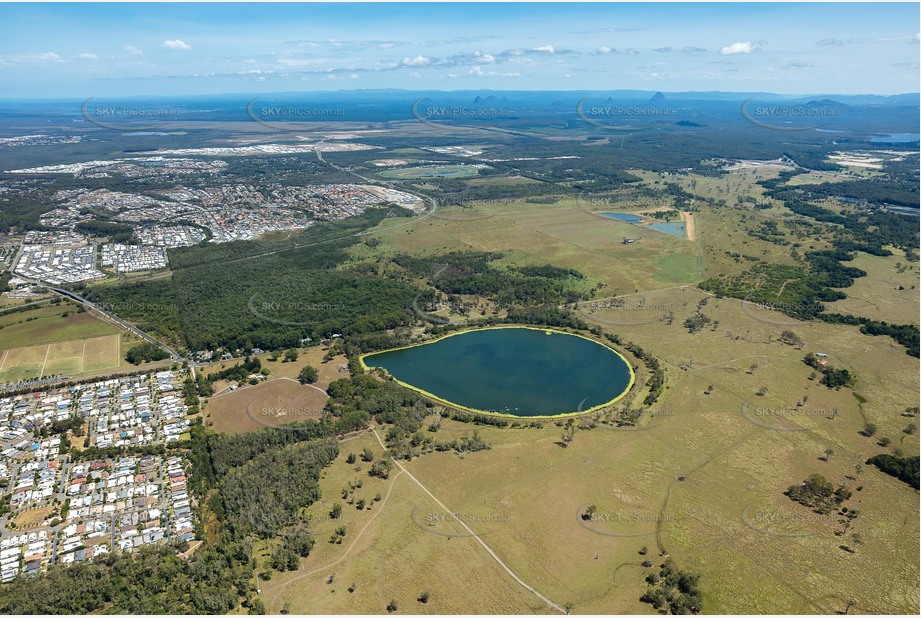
xmin=77 ymin=53 xmax=98 ymax=60
xmin=468 ymin=65 xmax=519 ymax=78
xmin=161 ymin=39 xmax=191 ymax=51
xmin=473 ymin=50 xmax=495 ymax=64
xmin=20 ymin=52 xmax=63 ymax=63
xmin=817 ymin=38 xmax=844 ymax=46
xmin=597 ymin=46 xmax=612 ymax=54
xmin=720 ymin=41 xmax=758 ymax=55
xmin=400 ymin=54 xmax=431 ymax=66
xmin=123 ymin=45 xmax=143 ymax=55
xmin=533 ymin=45 xmax=557 ymax=54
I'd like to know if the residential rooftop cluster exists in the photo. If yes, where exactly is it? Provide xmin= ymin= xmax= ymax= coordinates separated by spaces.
xmin=7 ymin=156 xmax=227 ymax=179
xmin=0 ymin=370 xmax=195 ymax=581
xmin=14 ymin=244 xmax=105 ymax=284
xmin=135 ymin=225 xmax=206 ymax=248
xmin=81 ymin=371 xmax=191 ymax=448
xmin=0 ymin=135 xmax=82 ymax=148
xmin=100 ymin=243 xmax=168 ymax=273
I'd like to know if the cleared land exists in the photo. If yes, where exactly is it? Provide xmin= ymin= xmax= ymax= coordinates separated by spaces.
xmin=0 ymin=303 xmax=121 ymax=349
xmin=368 ymin=197 xmax=701 ymax=294
xmin=379 ymin=165 xmax=479 ymax=180
xmin=344 ymin=287 xmax=919 ymax=614
xmin=822 ymin=249 xmax=919 ymax=325
xmin=257 ymin=430 xmax=551 ymax=615
xmin=206 ymin=377 xmax=327 ymax=434
xmin=0 ymin=333 xmax=126 ymax=382
xmin=312 ymin=166 xmax=921 ymax=614
xmin=203 ymin=347 xmax=348 ymax=434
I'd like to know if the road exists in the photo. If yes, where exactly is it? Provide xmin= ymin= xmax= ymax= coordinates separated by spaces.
xmin=5 ymin=161 xmax=439 ymax=376
xmin=50 ymin=287 xmax=184 ymax=363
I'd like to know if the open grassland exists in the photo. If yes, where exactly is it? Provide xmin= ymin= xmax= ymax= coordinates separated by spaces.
xmin=203 ymin=347 xmax=347 ymax=434
xmin=365 ymin=165 xmax=848 ymax=297
xmin=822 ymin=248 xmax=919 ymax=325
xmin=257 ymin=431 xmax=549 ymax=615
xmin=10 ymin=505 xmax=54 ymax=529
xmin=0 ymin=302 xmax=121 ymax=349
xmin=206 ymin=377 xmax=328 ymax=434
xmin=0 ymin=332 xmax=146 ymax=383
xmin=369 ymin=197 xmax=701 ymax=294
xmin=274 ymin=281 xmax=918 ymax=614
xmin=379 ymin=165 xmax=479 ymax=180
xmin=395 ymin=289 xmax=918 ymax=614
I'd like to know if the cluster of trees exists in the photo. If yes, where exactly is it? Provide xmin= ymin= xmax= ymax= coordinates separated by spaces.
xmin=700 ymin=197 xmax=919 ymax=356
xmin=0 ymin=542 xmax=252 ymax=614
xmin=683 ymin=312 xmax=712 ymax=334
xmin=803 ymin=353 xmax=857 ymax=389
xmin=80 ymin=210 xmax=420 ymax=353
xmin=124 ymin=342 xmax=169 ymax=365
xmin=219 ymin=438 xmax=338 ymax=538
xmin=74 ymin=220 xmax=135 ymax=244
xmin=393 ymin=250 xmax=587 ymax=307
xmin=640 ymin=559 xmax=702 ymax=614
xmin=785 ymin=474 xmax=852 ymax=514
xmin=298 ymin=365 xmax=319 ymax=384
xmin=269 ymin=527 xmax=315 ymax=572
xmin=820 ymin=313 xmax=919 ymax=358
xmin=207 ymin=356 xmax=263 ymax=384
xmin=866 ymin=454 xmax=920 ymax=489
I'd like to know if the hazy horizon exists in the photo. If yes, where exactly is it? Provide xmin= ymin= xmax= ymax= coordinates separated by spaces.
xmin=1 ymin=2 xmax=918 ymax=98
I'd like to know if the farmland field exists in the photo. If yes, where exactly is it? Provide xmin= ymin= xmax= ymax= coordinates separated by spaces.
xmin=0 ymin=333 xmax=129 ymax=382
xmin=378 ymin=165 xmax=479 ymax=180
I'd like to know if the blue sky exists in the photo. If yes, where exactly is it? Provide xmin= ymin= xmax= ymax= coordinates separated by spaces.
xmin=0 ymin=2 xmax=918 ymax=98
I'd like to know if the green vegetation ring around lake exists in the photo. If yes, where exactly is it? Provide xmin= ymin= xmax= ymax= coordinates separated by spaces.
xmin=359 ymin=325 xmax=636 ymax=418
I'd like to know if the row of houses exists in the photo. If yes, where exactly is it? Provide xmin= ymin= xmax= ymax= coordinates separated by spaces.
xmin=0 ymin=371 xmax=197 ymax=581
xmin=1 ymin=530 xmax=51 ymax=583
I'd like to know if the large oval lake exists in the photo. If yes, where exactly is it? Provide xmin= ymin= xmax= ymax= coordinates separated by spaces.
xmin=361 ymin=327 xmax=633 ymax=417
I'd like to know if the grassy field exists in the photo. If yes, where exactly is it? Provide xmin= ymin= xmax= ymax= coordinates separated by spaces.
xmin=822 ymin=248 xmax=919 ymax=325
xmin=10 ymin=505 xmax=54 ymax=530
xmin=0 ymin=302 xmax=121 ymax=349
xmin=206 ymin=377 xmax=328 ymax=434
xmin=257 ymin=430 xmax=550 ymax=615
xmin=368 ymin=197 xmax=701 ymax=294
xmin=354 ymin=287 xmax=919 ymax=614
xmin=378 ymin=165 xmax=479 ymax=180
xmin=202 ymin=346 xmax=348 ymax=434
xmin=295 ymin=165 xmax=921 ymax=614
xmin=0 ymin=333 xmax=129 ymax=382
